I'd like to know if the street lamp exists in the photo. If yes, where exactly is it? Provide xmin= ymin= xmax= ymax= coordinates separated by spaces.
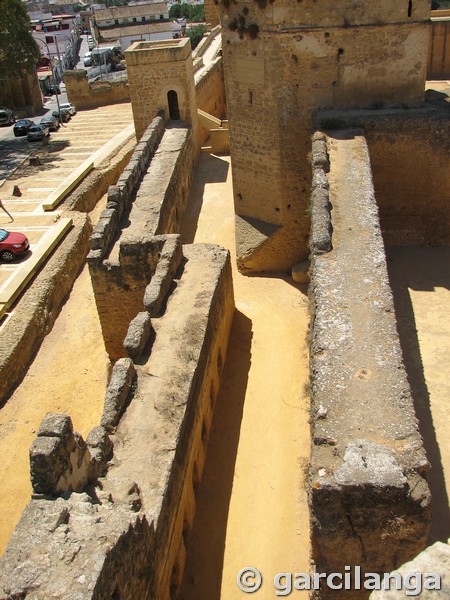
xmin=33 ymin=36 xmax=63 ymax=125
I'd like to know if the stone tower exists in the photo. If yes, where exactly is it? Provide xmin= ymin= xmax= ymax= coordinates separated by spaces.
xmin=125 ymin=38 xmax=199 ymax=142
xmin=204 ymin=0 xmax=220 ymax=27
xmin=218 ymin=0 xmax=431 ymax=272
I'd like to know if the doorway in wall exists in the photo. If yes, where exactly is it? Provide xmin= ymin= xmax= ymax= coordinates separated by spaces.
xmin=168 ymin=90 xmax=180 ymax=120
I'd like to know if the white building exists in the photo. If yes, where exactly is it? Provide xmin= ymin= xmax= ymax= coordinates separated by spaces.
xmin=92 ymin=1 xmax=177 ymax=50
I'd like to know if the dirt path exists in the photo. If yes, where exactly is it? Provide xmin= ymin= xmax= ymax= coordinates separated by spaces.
xmin=181 ymin=155 xmax=311 ymax=598
xmin=387 ymin=246 xmax=450 ymax=543
xmin=0 ymin=199 xmax=109 ymax=556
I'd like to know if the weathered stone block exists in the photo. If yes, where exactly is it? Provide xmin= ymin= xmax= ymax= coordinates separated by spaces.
xmin=101 ymin=358 xmax=137 ymax=432
xmin=86 ymin=425 xmax=113 ymax=478
xmin=37 ymin=413 xmax=73 ymax=439
xmin=144 ymin=235 xmax=183 ymax=316
xmin=123 ymin=312 xmax=152 ymax=359
xmin=311 ymin=186 xmax=332 ymax=255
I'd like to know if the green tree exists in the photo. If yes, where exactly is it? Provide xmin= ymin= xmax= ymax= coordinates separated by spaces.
xmin=186 ymin=24 xmax=207 ymax=49
xmin=169 ymin=4 xmax=182 ymax=19
xmin=169 ymin=3 xmax=205 ymax=22
xmin=0 ymin=0 xmax=41 ymax=79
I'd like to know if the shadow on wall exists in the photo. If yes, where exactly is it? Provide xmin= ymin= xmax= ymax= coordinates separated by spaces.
xmin=180 ymin=309 xmax=252 ymax=599
xmin=180 ymin=153 xmax=229 ymax=245
xmin=386 ymin=246 xmax=450 ymax=544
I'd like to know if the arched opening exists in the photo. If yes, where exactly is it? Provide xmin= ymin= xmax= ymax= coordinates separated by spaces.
xmin=167 ymin=90 xmax=180 ymax=120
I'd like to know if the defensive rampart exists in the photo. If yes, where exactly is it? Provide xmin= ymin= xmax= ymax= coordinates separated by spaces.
xmin=64 ymin=70 xmax=130 ymax=110
xmin=195 ymin=56 xmax=227 ymax=146
xmin=0 ymin=103 xmax=234 ymax=599
xmin=0 ymin=241 xmax=234 ymax=600
xmin=308 ymin=131 xmax=431 ymax=599
xmin=88 ymin=116 xmax=196 ymax=360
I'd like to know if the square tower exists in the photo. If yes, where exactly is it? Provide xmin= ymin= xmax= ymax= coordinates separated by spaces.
xmin=218 ymin=0 xmax=431 ymax=272
xmin=125 ymin=38 xmax=199 ymax=141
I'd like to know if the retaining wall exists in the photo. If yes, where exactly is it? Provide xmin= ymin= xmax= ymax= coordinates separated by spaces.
xmin=0 ymin=139 xmax=135 ymax=404
xmin=88 ymin=117 xmax=196 ymax=360
xmin=308 ymin=131 xmax=431 ymax=599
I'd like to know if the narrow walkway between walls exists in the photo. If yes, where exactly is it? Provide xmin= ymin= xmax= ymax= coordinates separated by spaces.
xmin=180 ymin=154 xmax=312 ymax=599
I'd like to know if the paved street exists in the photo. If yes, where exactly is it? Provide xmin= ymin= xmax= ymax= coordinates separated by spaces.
xmin=0 ymin=93 xmax=69 ymax=182
xmin=0 ymin=102 xmax=134 ymax=318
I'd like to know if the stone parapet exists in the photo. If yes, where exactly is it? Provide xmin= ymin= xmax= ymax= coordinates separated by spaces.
xmin=64 ymin=70 xmax=130 ymax=110
xmin=308 ymin=131 xmax=431 ymax=599
xmin=87 ymin=118 xmax=197 ymax=360
xmin=30 ymin=413 xmax=113 ymax=496
xmin=88 ymin=115 xmax=165 ymax=260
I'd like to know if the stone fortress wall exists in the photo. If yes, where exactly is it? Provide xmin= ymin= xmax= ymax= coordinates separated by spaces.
xmin=87 ymin=115 xmax=196 ymax=360
xmin=308 ymin=130 xmax=431 ymax=598
xmin=0 ymin=115 xmax=235 ymax=599
xmin=63 ymin=70 xmax=131 ymax=110
xmin=428 ymin=9 xmax=450 ymax=80
xmin=0 ymin=138 xmax=135 ymax=403
xmin=1 ymin=2 xmax=450 ymax=597
xmin=218 ymin=0 xmax=431 ymax=272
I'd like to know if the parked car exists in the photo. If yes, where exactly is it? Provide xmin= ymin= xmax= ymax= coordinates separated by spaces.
xmin=40 ymin=115 xmax=60 ymax=132
xmin=48 ymin=85 xmax=61 ymax=95
xmin=83 ymin=56 xmax=93 ymax=67
xmin=0 ymin=228 xmax=30 ymax=262
xmin=59 ymin=102 xmax=77 ymax=116
xmin=0 ymin=107 xmax=15 ymax=126
xmin=13 ymin=119 xmax=34 ymax=137
xmin=52 ymin=108 xmax=71 ymax=123
xmin=27 ymin=123 xmax=50 ymax=142
xmin=88 ymin=41 xmax=95 ymax=50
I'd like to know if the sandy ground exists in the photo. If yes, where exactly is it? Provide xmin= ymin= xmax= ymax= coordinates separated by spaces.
xmin=386 ymin=246 xmax=450 ymax=543
xmin=180 ymin=154 xmax=311 ymax=599
xmin=0 ymin=198 xmax=109 ymax=556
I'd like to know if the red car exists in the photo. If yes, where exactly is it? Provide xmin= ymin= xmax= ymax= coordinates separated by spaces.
xmin=0 ymin=228 xmax=30 ymax=262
